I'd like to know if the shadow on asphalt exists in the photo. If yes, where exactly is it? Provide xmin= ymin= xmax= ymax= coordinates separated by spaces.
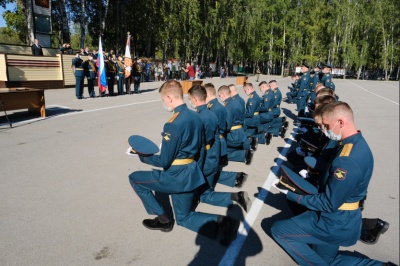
xmin=282 ymin=107 xmax=297 ymax=121
xmin=0 ymin=106 xmax=82 ymax=129
xmin=188 ymin=205 xmax=263 ymax=266
xmin=153 ymin=192 xmax=264 ymax=266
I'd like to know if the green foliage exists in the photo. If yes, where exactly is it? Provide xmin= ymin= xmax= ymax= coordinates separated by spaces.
xmin=0 ymin=26 xmax=24 ymax=44
xmin=0 ymin=0 xmax=398 ymax=77
xmin=70 ymin=24 xmax=92 ymax=50
xmin=2 ymin=3 xmax=26 ymax=44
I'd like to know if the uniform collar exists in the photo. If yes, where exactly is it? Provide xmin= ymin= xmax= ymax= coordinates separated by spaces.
xmin=173 ymin=103 xmax=187 ymax=113
xmin=338 ymin=131 xmax=362 ymax=146
xmin=224 ymin=97 xmax=232 ymax=105
xmin=209 ymin=98 xmax=219 ymax=105
xmin=196 ymin=104 xmax=207 ymax=112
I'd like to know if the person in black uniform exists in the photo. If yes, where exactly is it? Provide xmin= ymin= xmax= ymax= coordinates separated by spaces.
xmin=71 ymin=52 xmax=84 ymax=99
xmin=83 ymin=54 xmax=97 ymax=98
xmin=105 ymin=55 xmax=117 ymax=96
xmin=132 ymin=57 xmax=142 ymax=94
xmin=116 ymin=55 xmax=125 ymax=95
xmin=31 ymin=39 xmax=43 ymax=56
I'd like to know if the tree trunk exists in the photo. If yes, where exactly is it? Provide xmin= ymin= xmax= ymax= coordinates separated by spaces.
xmin=80 ymin=0 xmax=86 ymax=49
xmin=146 ymin=16 xmax=152 ymax=58
xmin=59 ymin=0 xmax=70 ymax=43
xmin=356 ymin=66 xmax=362 ymax=80
xmin=268 ymin=15 xmax=274 ymax=75
xmin=281 ymin=21 xmax=286 ymax=77
xmin=25 ymin=0 xmax=35 ymax=45
xmin=101 ymin=0 xmax=109 ymax=33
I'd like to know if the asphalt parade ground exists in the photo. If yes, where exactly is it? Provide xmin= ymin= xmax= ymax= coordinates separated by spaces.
xmin=0 ymin=76 xmax=398 ymax=265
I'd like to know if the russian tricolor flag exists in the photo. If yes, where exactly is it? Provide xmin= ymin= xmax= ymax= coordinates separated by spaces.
xmin=97 ymin=37 xmax=107 ymax=94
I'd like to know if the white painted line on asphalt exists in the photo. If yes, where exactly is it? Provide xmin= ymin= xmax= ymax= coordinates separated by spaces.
xmin=346 ymin=80 xmax=399 ymax=105
xmin=219 ymin=128 xmax=297 ymax=266
xmin=54 ymin=99 xmax=161 ymax=117
xmin=0 ymin=101 xmax=161 ymax=127
xmin=381 ymin=82 xmax=399 ymax=89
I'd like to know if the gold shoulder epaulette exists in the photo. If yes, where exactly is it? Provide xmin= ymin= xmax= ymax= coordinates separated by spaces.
xmin=340 ymin=143 xmax=353 ymax=157
xmin=168 ymin=112 xmax=180 ymax=123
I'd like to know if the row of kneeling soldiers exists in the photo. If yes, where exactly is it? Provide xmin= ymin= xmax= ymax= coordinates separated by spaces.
xmin=271 ymin=76 xmax=393 ymax=265
xmin=125 ymin=78 xmax=395 ymax=265
xmin=126 ymin=80 xmax=288 ymax=245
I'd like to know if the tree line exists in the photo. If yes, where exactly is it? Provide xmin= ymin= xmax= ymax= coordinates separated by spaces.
xmin=1 ymin=0 xmax=399 ymax=79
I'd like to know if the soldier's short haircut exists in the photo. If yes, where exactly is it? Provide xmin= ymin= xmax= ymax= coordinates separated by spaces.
xmin=159 ymin=80 xmax=183 ymax=99
xmin=321 ymin=101 xmax=354 ymax=121
xmin=188 ymin=85 xmax=207 ymax=101
xmin=204 ymin=83 xmax=216 ymax=96
xmin=228 ymin=84 xmax=238 ymax=92
xmin=317 ymin=87 xmax=334 ymax=97
xmin=244 ymin=82 xmax=253 ymax=89
xmin=313 ymin=105 xmax=324 ymax=118
xmin=218 ymin=85 xmax=231 ymax=95
xmin=259 ymin=81 xmax=268 ymax=87
xmin=268 ymin=80 xmax=277 ymax=84
xmin=315 ymin=95 xmax=336 ymax=106
xmin=315 ymin=82 xmax=324 ymax=88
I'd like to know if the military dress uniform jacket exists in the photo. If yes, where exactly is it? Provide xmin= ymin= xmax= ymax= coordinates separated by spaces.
xmin=297 ymin=71 xmax=310 ymax=98
xmin=244 ymin=91 xmax=261 ymax=128
xmin=293 ymin=79 xmax=300 ymax=93
xmin=207 ymin=98 xmax=228 ymax=157
xmin=105 ymin=60 xmax=116 ymax=78
xmin=224 ymin=97 xmax=247 ymax=148
xmin=287 ymin=132 xmax=373 ymax=246
xmin=116 ymin=61 xmax=125 ymax=78
xmin=232 ymin=94 xmax=245 ymax=112
xmin=312 ymin=71 xmax=321 ymax=91
xmin=271 ymin=88 xmax=282 ymax=117
xmin=197 ymin=104 xmax=220 ymax=177
xmin=321 ymin=73 xmax=336 ymax=91
xmin=84 ymin=60 xmax=97 ymax=79
xmin=132 ymin=62 xmax=142 ymax=77
xmin=308 ymin=138 xmax=339 ymax=173
xmin=259 ymin=90 xmax=275 ymax=123
xmin=139 ymin=104 xmax=205 ymax=193
xmin=71 ymin=57 xmax=84 ymax=77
